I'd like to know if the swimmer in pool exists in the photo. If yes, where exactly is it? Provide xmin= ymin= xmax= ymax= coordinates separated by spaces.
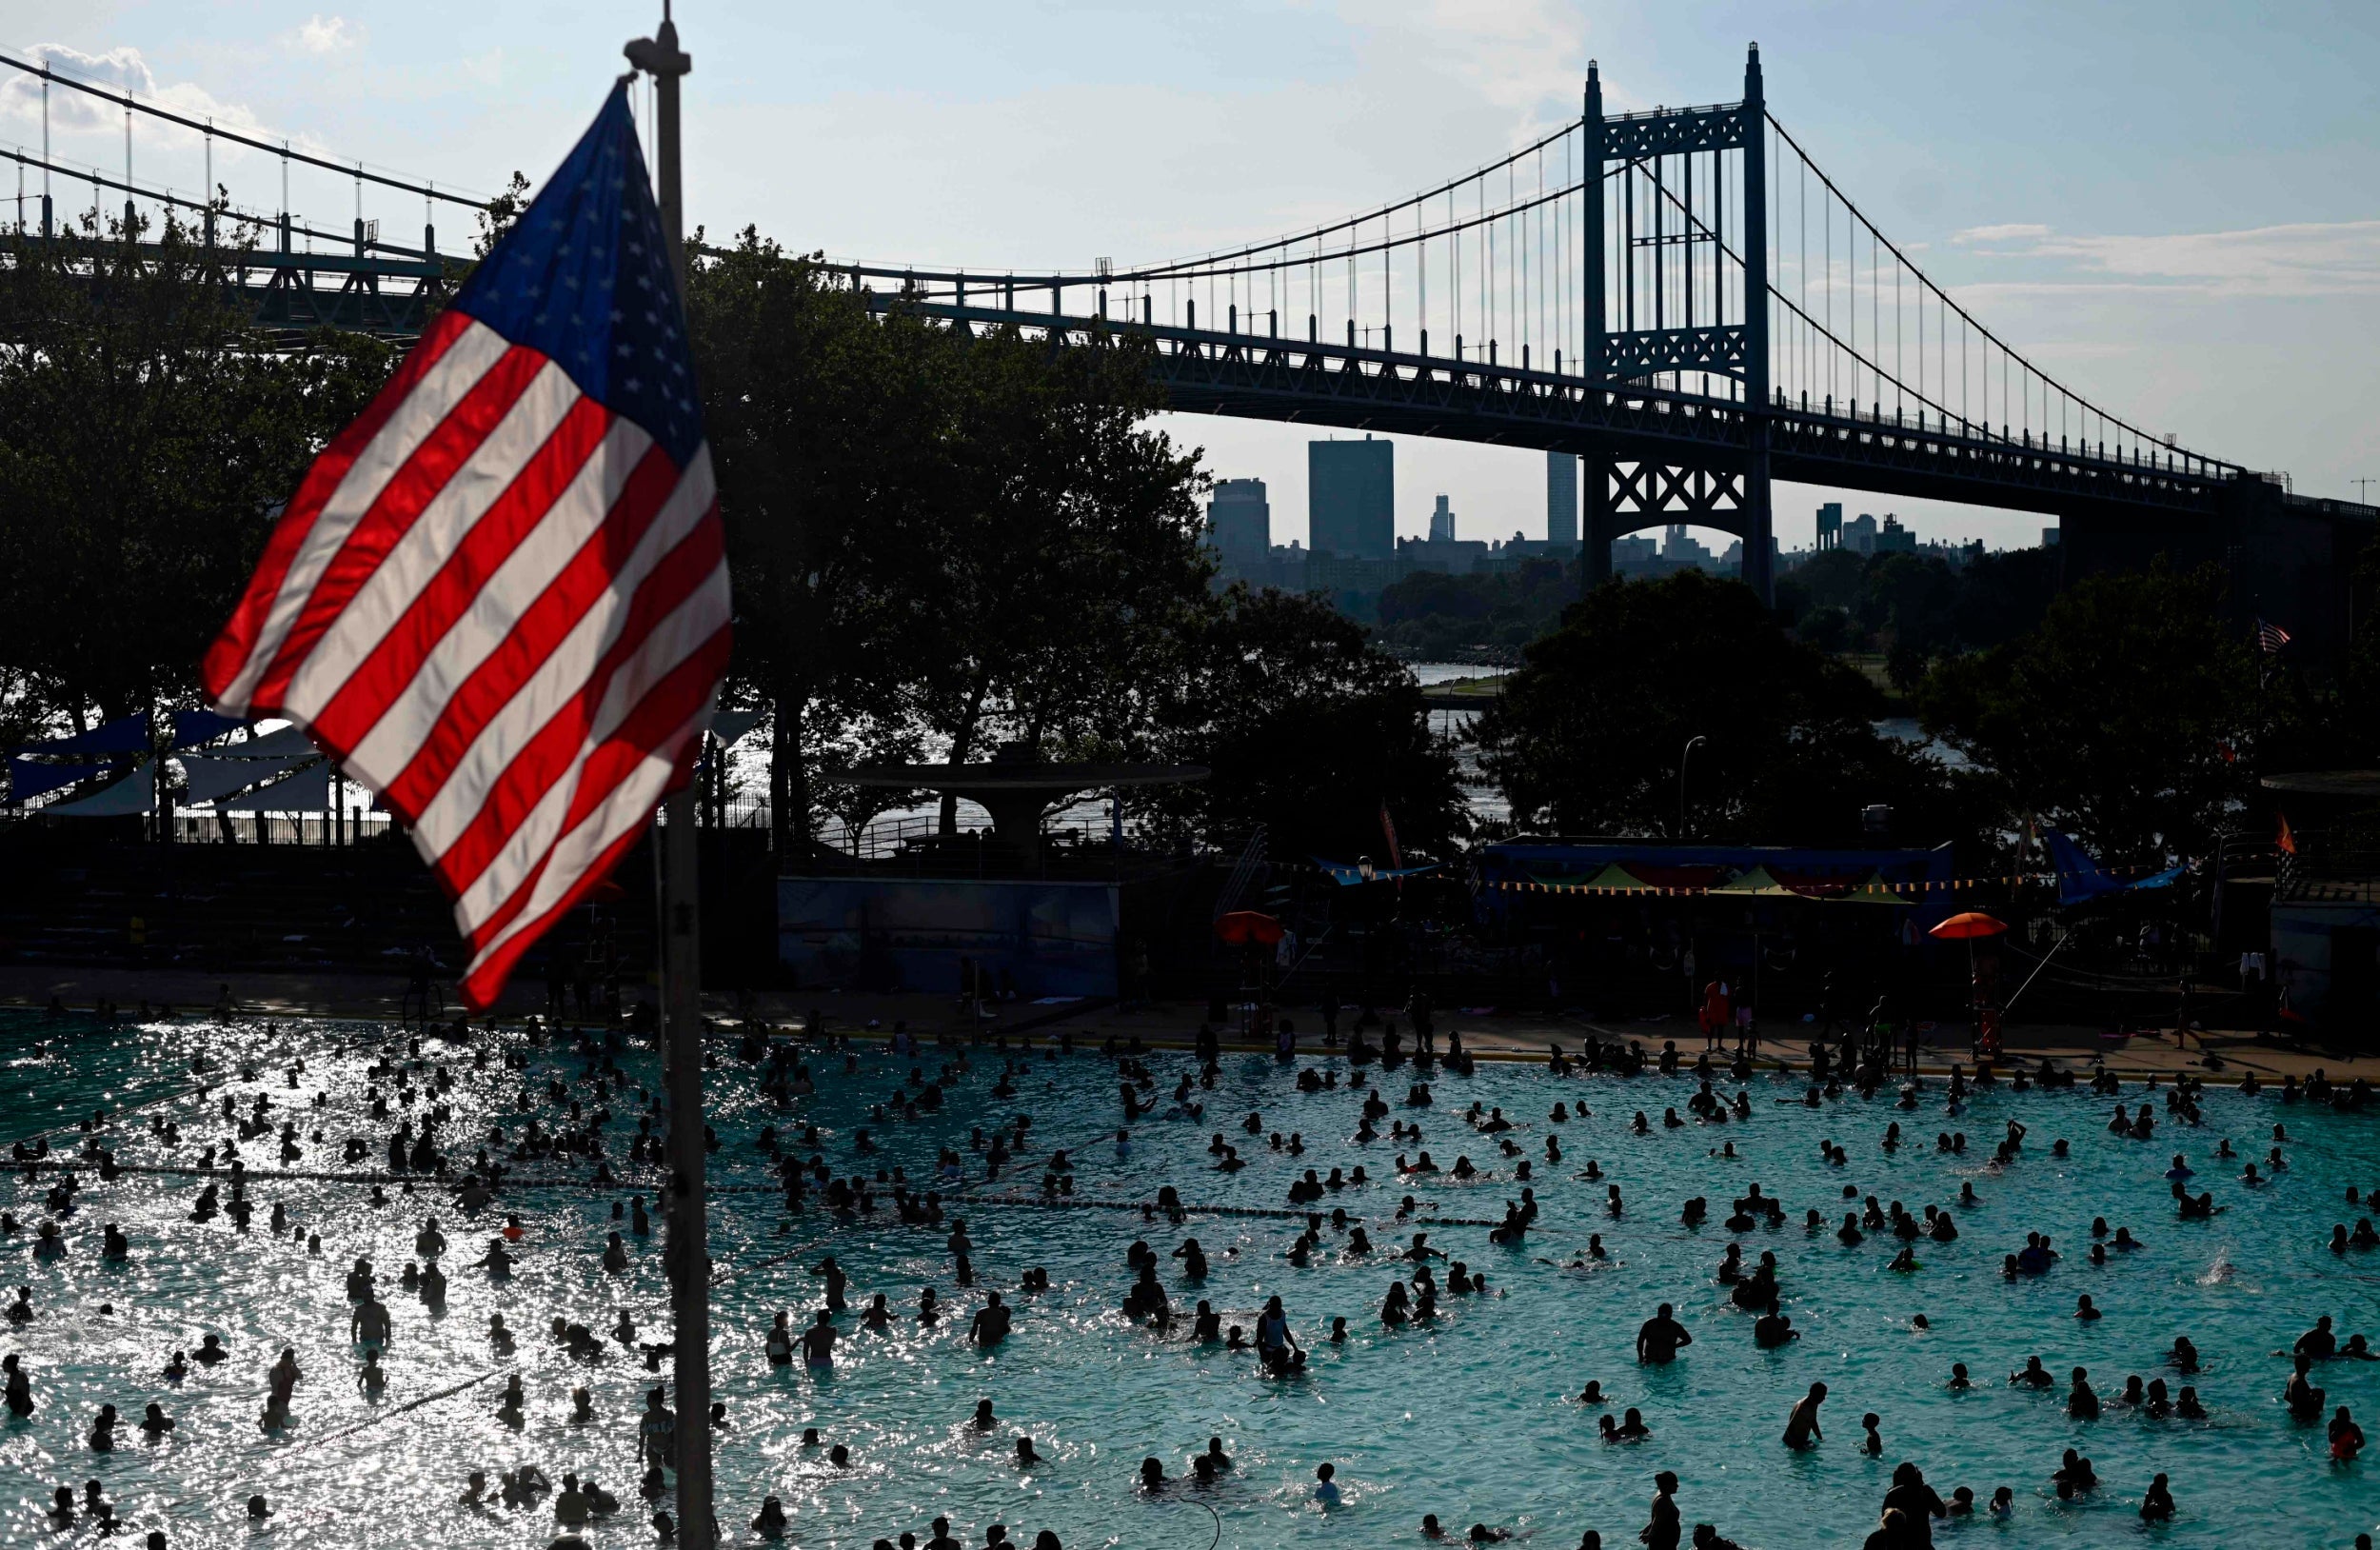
xmin=1636 ymin=1303 xmax=1692 ymax=1363
xmin=800 ymin=1310 xmax=837 ymax=1368
xmin=1782 ymin=1381 xmax=1826 ymax=1449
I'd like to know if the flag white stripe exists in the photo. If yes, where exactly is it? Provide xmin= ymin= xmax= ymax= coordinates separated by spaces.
xmin=215 ymin=321 xmax=513 ymax=711
xmin=341 ymin=418 xmax=653 ymax=789
xmin=464 ymin=707 xmax=707 ymax=974
xmin=448 ymin=559 xmax=729 ymax=934
xmin=283 ymin=362 xmax=586 ymax=725
xmin=408 ymin=447 xmax=716 ymax=861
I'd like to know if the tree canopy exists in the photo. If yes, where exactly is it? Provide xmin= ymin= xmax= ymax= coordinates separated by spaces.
xmin=0 ymin=216 xmax=394 ymax=729
xmin=687 ymin=232 xmax=1216 ymax=851
xmin=1374 ymin=555 xmax=1579 ymax=658
xmin=1914 ymin=563 xmax=2259 ymax=864
xmin=1147 ymin=586 xmax=1466 ymax=860
xmin=1476 ymin=569 xmax=1971 ymax=845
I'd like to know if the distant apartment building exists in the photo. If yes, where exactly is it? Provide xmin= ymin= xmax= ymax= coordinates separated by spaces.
xmin=1309 ymin=436 xmax=1394 ymax=559
xmin=1204 ymin=478 xmax=1270 ymax=567
xmin=1547 ymin=452 xmax=1580 ymax=547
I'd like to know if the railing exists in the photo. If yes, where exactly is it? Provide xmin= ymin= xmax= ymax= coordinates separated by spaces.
xmin=0 ymin=808 xmax=400 ymax=846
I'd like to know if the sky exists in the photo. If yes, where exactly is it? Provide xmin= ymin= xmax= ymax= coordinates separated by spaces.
xmin=6 ymin=1 xmax=2376 ymax=554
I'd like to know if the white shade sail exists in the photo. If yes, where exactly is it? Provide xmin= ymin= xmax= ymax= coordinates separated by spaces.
xmin=182 ymin=754 xmax=315 ymax=804
xmin=44 ymin=762 xmax=156 ymax=817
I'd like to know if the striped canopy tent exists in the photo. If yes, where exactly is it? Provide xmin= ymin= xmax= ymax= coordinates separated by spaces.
xmin=1827 ymin=870 xmax=1913 ymax=904
xmin=1529 ymin=862 xmax=1660 ymax=893
xmin=1710 ymin=864 xmax=1795 ymax=896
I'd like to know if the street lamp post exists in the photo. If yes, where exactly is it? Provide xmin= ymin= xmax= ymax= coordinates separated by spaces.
xmin=1677 ymin=736 xmax=1707 ymax=839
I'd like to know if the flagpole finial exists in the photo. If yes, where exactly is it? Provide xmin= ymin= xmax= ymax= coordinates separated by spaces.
xmin=625 ymin=32 xmax=691 ymax=77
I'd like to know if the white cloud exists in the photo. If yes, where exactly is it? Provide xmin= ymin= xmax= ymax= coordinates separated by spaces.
xmin=2032 ymin=221 xmax=2380 ymax=299
xmin=0 ymin=44 xmax=275 ymax=148
xmin=293 ymin=15 xmax=361 ymax=56
xmin=1952 ymin=222 xmax=2051 ymax=244
xmin=1952 ymin=220 xmax=2380 ymax=299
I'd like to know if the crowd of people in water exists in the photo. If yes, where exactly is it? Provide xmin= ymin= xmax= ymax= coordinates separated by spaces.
xmin=7 ymin=995 xmax=2380 ymax=1547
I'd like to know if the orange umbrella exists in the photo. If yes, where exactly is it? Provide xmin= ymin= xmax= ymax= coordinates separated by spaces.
xmin=1930 ymin=911 xmax=2007 ymax=1055
xmin=1214 ymin=910 xmax=1284 ymax=946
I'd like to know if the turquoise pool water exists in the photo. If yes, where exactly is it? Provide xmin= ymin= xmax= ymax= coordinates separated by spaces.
xmin=4 ymin=1016 xmax=2378 ymax=1548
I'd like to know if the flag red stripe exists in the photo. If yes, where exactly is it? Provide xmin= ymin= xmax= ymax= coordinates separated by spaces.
xmin=426 ymin=520 xmax=725 ymax=904
xmin=247 ymin=345 xmax=550 ymax=710
xmin=380 ymin=443 xmax=684 ymax=817
xmin=453 ymin=736 xmax=694 ymax=1011
xmin=460 ymin=627 xmax=729 ymax=957
xmin=202 ymin=308 xmax=478 ymax=709
xmin=302 ymin=395 xmax=615 ymax=756
xmin=335 ymin=419 xmax=653 ymax=788
xmin=439 ymin=557 xmax=727 ymax=937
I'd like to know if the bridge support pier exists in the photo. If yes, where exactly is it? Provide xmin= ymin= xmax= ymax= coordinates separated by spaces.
xmin=1740 ymin=427 xmax=1773 ymax=606
xmin=1581 ymin=454 xmax=1616 ymax=593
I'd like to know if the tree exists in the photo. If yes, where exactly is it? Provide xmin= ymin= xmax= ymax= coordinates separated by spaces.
xmin=1375 ymin=556 xmax=1579 ymax=658
xmin=1476 ymin=570 xmax=1963 ymax=844
xmin=1775 ymin=544 xmax=2060 ymax=673
xmin=1914 ymin=563 xmax=2257 ymax=864
xmin=687 ymin=232 xmax=1211 ymax=854
xmin=689 ymin=234 xmax=963 ymax=852
xmin=0 ymin=213 xmax=394 ymax=731
xmin=1148 ymin=586 xmax=1466 ymax=859
xmin=893 ymin=305 xmax=1211 ymax=807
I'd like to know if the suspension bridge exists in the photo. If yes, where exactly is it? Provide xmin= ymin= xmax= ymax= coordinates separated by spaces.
xmin=5 ymin=43 xmax=2371 ymax=635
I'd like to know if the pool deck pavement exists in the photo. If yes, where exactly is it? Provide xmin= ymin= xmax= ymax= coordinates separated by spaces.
xmin=2 ymin=965 xmax=2373 ymax=1084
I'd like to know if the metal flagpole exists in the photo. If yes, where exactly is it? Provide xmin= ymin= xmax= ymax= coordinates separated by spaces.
xmin=625 ymin=10 xmax=711 ymax=1547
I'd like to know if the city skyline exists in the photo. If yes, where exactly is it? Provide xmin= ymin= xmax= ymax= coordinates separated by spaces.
xmin=1213 ymin=454 xmax=2038 ymax=561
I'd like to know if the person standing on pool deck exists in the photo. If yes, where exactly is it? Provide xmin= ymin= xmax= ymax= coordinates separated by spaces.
xmin=1783 ymin=1382 xmax=1826 ymax=1448
xmin=1637 ymin=1304 xmax=1693 ymax=1363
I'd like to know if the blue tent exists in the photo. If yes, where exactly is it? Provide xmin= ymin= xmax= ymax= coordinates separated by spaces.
xmin=1313 ymin=857 xmax=1439 ymax=886
xmin=14 ymin=711 xmax=151 ymax=756
xmin=8 ymin=759 xmax=110 ymax=803
xmin=2044 ymin=831 xmax=2186 ymax=907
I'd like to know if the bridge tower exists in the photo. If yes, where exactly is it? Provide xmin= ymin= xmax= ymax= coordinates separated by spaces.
xmin=1580 ymin=44 xmax=1774 ymax=603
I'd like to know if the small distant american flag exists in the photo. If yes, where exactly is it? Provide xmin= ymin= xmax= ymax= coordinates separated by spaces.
xmin=2257 ymin=620 xmax=2292 ymax=655
xmin=204 ymin=85 xmax=728 ymax=1009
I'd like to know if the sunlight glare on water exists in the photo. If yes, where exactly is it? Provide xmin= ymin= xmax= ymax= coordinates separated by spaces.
xmin=3 ymin=1014 xmax=2378 ymax=1548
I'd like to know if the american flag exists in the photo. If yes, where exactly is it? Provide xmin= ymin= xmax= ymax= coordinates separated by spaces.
xmin=203 ymin=85 xmax=729 ymax=1009
xmin=2257 ymin=619 xmax=2291 ymax=654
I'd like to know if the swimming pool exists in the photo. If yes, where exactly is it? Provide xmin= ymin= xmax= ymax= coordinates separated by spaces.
xmin=3 ymin=1014 xmax=2377 ymax=1548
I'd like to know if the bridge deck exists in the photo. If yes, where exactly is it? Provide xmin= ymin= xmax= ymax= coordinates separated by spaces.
xmin=879 ymin=298 xmax=2237 ymax=522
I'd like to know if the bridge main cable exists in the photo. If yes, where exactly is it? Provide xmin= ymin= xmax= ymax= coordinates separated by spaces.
xmin=0 ymin=49 xmax=497 ymax=212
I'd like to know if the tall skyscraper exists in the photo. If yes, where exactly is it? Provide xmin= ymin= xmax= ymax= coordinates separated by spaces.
xmin=1429 ymin=493 xmax=1457 ymax=542
xmin=1308 ymin=436 xmax=1394 ymax=559
xmin=1547 ymin=452 xmax=1579 ymax=547
xmin=1205 ymin=478 xmax=1270 ymax=566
